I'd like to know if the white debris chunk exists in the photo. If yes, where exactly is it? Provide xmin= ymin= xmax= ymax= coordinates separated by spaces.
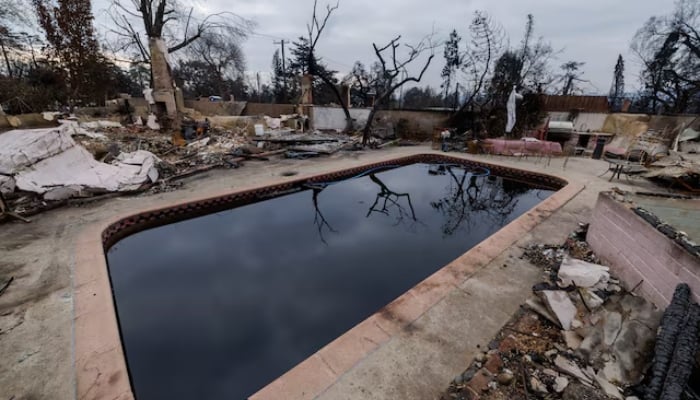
xmin=0 ymin=175 xmax=15 ymax=194
xmin=44 ymin=185 xmax=83 ymax=201
xmin=526 ymin=298 xmax=561 ymax=327
xmin=554 ymin=376 xmax=569 ymax=393
xmin=562 ymin=330 xmax=583 ymax=350
xmin=187 ymin=137 xmax=211 ymax=149
xmin=0 ymin=127 xmax=75 ymax=174
xmin=554 ymin=355 xmax=594 ymax=385
xmin=558 ymin=257 xmax=610 ymax=288
xmin=15 ymin=146 xmax=159 ymax=196
xmin=115 ymin=150 xmax=159 ymax=184
xmin=43 ymin=111 xmax=61 ymax=121
xmin=603 ymin=312 xmax=623 ymax=346
xmin=530 ymin=377 xmax=548 ymax=394
xmin=595 ymin=370 xmax=624 ymax=399
xmin=80 ymin=120 xmax=123 ymax=129
xmin=540 ymin=291 xmax=578 ymax=330
xmin=264 ymin=116 xmax=281 ymax=129
xmin=581 ymin=288 xmax=605 ymax=309
xmin=59 ymin=120 xmax=107 ymax=139
xmin=147 ymin=114 xmax=160 ymax=130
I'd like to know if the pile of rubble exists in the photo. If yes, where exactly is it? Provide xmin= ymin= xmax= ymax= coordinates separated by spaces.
xmin=0 ymin=114 xmax=368 ymax=219
xmin=442 ymin=225 xmax=700 ymax=400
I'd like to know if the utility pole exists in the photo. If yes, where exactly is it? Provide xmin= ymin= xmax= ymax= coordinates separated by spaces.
xmin=274 ymin=39 xmax=288 ymax=100
xmin=256 ymin=72 xmax=261 ymax=102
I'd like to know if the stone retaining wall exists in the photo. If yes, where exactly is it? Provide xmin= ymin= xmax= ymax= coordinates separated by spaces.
xmin=588 ymin=193 xmax=700 ymax=307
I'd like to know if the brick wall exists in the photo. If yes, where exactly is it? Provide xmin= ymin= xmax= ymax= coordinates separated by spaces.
xmin=588 ymin=193 xmax=700 ymax=307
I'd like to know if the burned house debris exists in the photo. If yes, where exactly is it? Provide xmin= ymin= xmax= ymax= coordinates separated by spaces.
xmin=0 ymin=1 xmax=699 ymax=400
xmin=442 ymin=224 xmax=700 ymax=400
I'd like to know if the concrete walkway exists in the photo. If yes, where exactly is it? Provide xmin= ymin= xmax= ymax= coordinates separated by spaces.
xmin=0 ymin=147 xmax=667 ymax=399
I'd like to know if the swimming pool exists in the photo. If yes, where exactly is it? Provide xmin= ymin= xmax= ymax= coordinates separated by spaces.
xmin=105 ymin=160 xmax=558 ymax=399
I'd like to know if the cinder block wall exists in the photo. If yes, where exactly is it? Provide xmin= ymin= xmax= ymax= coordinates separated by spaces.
xmin=588 ymin=193 xmax=700 ymax=307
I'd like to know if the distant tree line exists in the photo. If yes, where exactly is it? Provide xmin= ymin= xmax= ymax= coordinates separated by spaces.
xmin=0 ymin=0 xmax=697 ymax=118
xmin=0 ymin=0 xmax=254 ymax=114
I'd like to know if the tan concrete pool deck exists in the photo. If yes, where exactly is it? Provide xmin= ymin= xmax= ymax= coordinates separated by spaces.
xmin=0 ymin=147 xmax=669 ymax=400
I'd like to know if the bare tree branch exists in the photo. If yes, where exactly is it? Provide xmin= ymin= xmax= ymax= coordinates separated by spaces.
xmin=361 ymin=33 xmax=437 ymax=144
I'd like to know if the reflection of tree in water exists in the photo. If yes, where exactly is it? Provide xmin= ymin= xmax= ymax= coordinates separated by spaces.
xmin=366 ymin=174 xmax=424 ymax=231
xmin=311 ymin=188 xmax=337 ymax=245
xmin=308 ymin=172 xmax=423 ymax=244
xmin=429 ymin=166 xmax=528 ymax=236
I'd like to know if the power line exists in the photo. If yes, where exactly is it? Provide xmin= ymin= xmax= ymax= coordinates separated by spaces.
xmin=249 ymin=31 xmax=290 ymax=41
xmin=321 ymin=56 xmax=354 ymax=70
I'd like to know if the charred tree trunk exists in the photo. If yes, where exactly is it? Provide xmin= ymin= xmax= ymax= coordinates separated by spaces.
xmin=644 ymin=284 xmax=700 ymax=400
xmin=362 ymin=107 xmax=378 ymax=145
xmin=659 ymin=304 xmax=700 ymax=400
xmin=148 ymin=37 xmax=180 ymax=130
xmin=0 ymin=37 xmax=12 ymax=78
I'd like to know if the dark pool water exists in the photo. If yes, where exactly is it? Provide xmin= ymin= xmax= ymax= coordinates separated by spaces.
xmin=107 ymin=163 xmax=554 ymax=399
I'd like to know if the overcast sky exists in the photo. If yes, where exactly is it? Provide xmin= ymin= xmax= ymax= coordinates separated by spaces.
xmin=96 ymin=0 xmax=676 ymax=94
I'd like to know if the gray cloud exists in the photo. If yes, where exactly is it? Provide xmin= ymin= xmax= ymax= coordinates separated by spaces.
xmin=233 ymin=0 xmax=674 ymax=94
xmin=96 ymin=0 xmax=675 ymax=94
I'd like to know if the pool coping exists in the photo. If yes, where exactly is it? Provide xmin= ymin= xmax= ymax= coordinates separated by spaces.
xmin=73 ymin=153 xmax=583 ymax=400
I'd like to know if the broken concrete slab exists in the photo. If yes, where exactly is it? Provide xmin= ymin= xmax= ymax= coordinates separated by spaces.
xmin=558 ymin=257 xmax=610 ymax=288
xmin=576 ymin=294 xmax=660 ymax=386
xmin=530 ymin=376 xmax=549 ymax=393
xmin=611 ymin=319 xmax=657 ymax=384
xmin=563 ymin=330 xmax=583 ymax=350
xmin=581 ymin=288 xmax=605 ymax=310
xmin=554 ymin=376 xmax=570 ymax=393
xmin=603 ymin=311 xmax=623 ymax=346
xmin=554 ymin=355 xmax=594 ymax=385
xmin=540 ymin=291 xmax=579 ymax=330
xmin=526 ymin=298 xmax=562 ymax=327
xmin=594 ymin=370 xmax=623 ymax=399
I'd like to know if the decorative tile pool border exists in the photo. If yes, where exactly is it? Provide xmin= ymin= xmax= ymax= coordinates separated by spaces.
xmin=74 ymin=153 xmax=579 ymax=400
xmin=100 ymin=154 xmax=565 ymax=249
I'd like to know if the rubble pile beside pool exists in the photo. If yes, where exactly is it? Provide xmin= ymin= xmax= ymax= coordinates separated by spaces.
xmin=441 ymin=224 xmax=700 ymax=400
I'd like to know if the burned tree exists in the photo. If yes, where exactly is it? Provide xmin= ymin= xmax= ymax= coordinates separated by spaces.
xmin=457 ymin=11 xmax=504 ymax=114
xmin=558 ymin=60 xmax=587 ymax=95
xmin=174 ymin=32 xmax=247 ymax=99
xmin=301 ymin=0 xmax=354 ymax=131
xmin=0 ymin=0 xmax=30 ymax=78
xmin=108 ymin=0 xmax=252 ymax=125
xmin=441 ymin=29 xmax=462 ymax=110
xmin=343 ymin=61 xmax=372 ymax=107
xmin=517 ymin=14 xmax=555 ymax=92
xmin=631 ymin=0 xmax=700 ymax=113
xmin=609 ymin=55 xmax=625 ymax=111
xmin=361 ymin=34 xmax=436 ymax=144
xmin=289 ymin=36 xmax=341 ymax=105
xmin=33 ymin=0 xmax=102 ymax=103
